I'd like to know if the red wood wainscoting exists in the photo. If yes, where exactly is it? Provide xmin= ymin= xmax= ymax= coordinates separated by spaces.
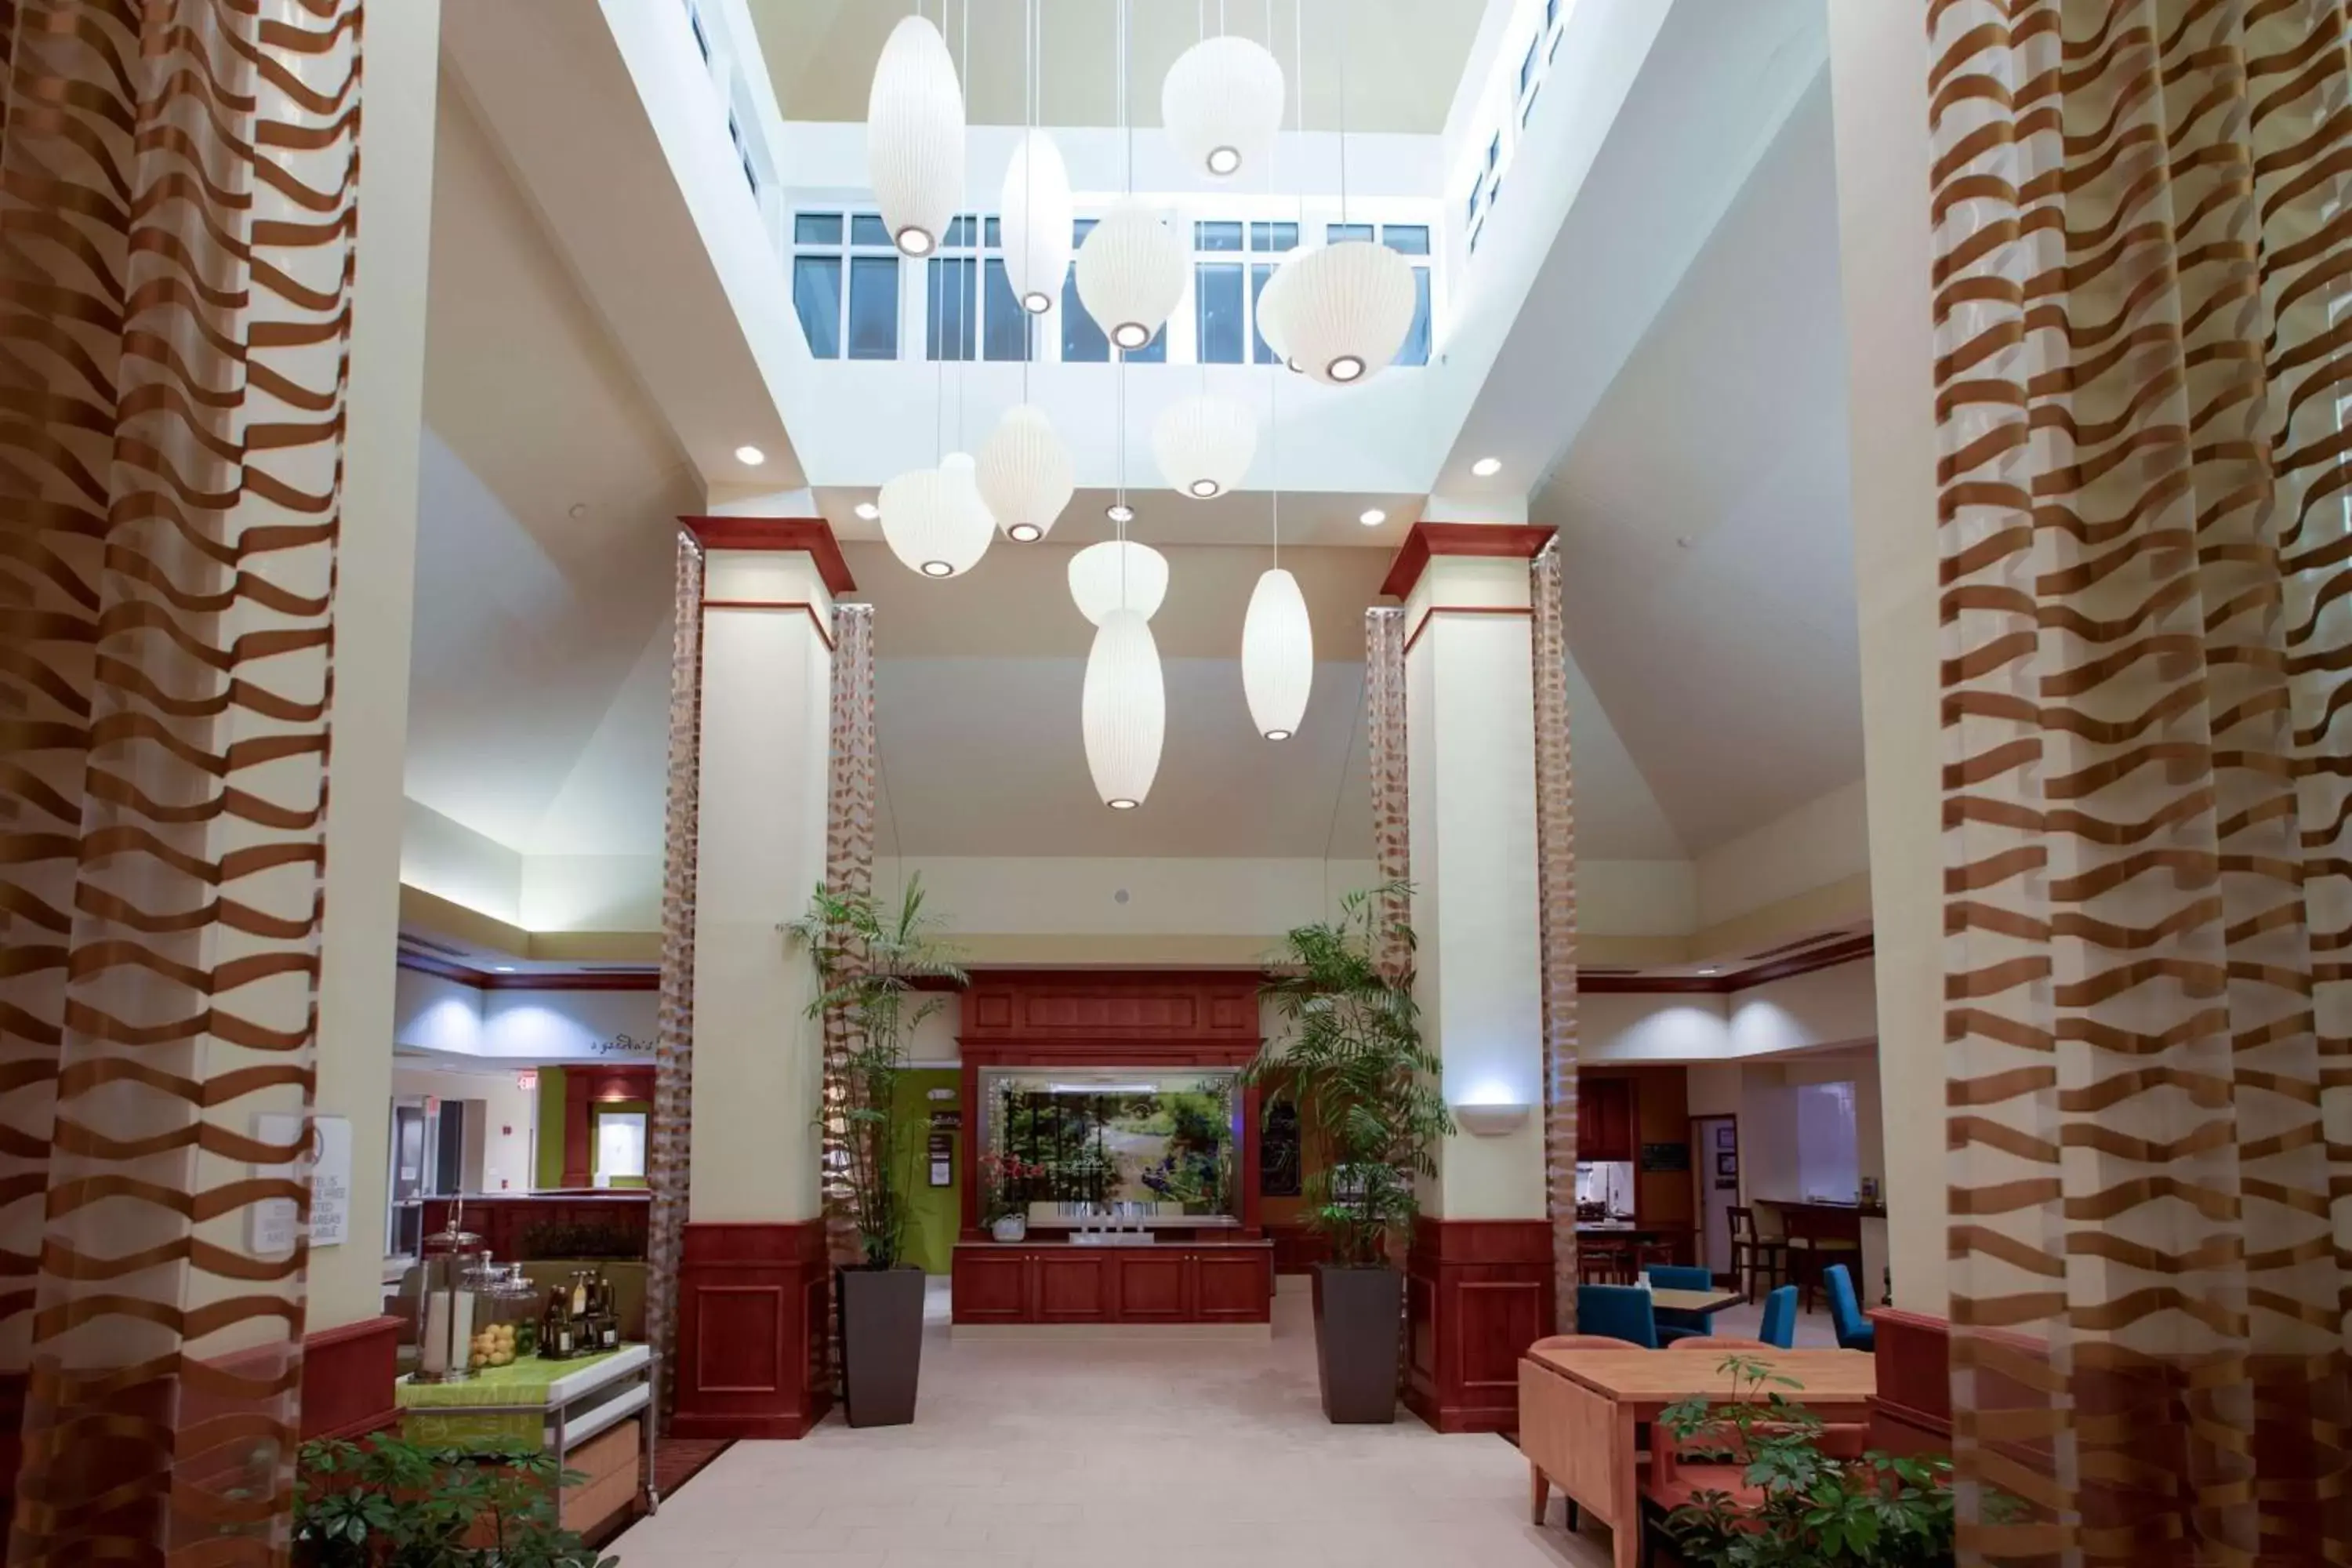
xmin=1405 ymin=1218 xmax=1555 ymax=1434
xmin=1867 ymin=1308 xmax=1952 ymax=1455
xmin=671 ymin=1221 xmax=832 ymax=1439
xmin=301 ymin=1314 xmax=405 ymax=1440
xmin=952 ymin=1242 xmax=1273 ymax=1325
xmin=421 ymin=1191 xmax=650 ymax=1261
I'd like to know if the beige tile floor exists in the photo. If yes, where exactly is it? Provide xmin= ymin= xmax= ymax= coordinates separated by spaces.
xmin=609 ymin=1281 xmax=1842 ymax=1568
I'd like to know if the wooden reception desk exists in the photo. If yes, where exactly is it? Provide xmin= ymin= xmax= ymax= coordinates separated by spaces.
xmin=951 ymin=1239 xmax=1274 ymax=1327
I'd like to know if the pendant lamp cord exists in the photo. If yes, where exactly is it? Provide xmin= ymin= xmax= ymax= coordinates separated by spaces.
xmin=1021 ymin=0 xmax=1036 ymax=402
xmin=956 ymin=0 xmax=970 ymax=452
xmin=1266 ymin=0 xmax=1279 ymax=568
xmin=1338 ymin=0 xmax=1351 ymax=223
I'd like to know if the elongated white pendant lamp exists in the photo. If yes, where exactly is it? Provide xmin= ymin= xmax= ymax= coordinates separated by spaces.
xmin=1255 ymin=244 xmax=1312 ymax=372
xmin=1083 ymin=608 xmax=1165 ymax=809
xmin=867 ymin=16 xmax=964 ymax=258
xmin=1068 ymin=539 xmax=1168 ymax=623
xmin=1242 ymin=567 xmax=1312 ymax=740
xmin=1076 ymin=198 xmax=1185 ymax=352
xmin=879 ymin=452 xmax=993 ymax=579
xmin=1152 ymin=394 xmax=1258 ymax=499
xmin=1283 ymin=240 xmax=1416 ymax=384
xmin=1162 ymin=34 xmax=1284 ymax=178
xmin=1000 ymin=129 xmax=1072 ymax=314
xmin=977 ymin=404 xmax=1072 ymax=543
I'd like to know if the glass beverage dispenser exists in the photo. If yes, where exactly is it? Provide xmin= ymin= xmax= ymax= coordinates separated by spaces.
xmin=412 ymin=1207 xmax=486 ymax=1383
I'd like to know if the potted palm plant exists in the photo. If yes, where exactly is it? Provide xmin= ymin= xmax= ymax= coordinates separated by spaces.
xmin=789 ymin=877 xmax=965 ymax=1428
xmin=1244 ymin=883 xmax=1451 ymax=1424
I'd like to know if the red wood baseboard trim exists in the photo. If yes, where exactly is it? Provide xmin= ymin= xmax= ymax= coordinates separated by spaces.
xmin=1404 ymin=1218 xmax=1554 ymax=1434
xmin=303 ymin=1315 xmax=405 ymax=1442
xmin=671 ymin=1221 xmax=833 ymax=1440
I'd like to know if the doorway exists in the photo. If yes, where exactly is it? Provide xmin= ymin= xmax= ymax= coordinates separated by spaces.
xmin=1692 ymin=1115 xmax=1740 ymax=1283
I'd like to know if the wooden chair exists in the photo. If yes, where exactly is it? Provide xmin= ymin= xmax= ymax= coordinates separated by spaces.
xmin=1579 ymin=1236 xmax=1633 ymax=1285
xmin=1532 ymin=1334 xmax=1644 ymax=1352
xmin=1634 ymin=1237 xmax=1678 ymax=1272
xmin=1667 ymin=1336 xmax=1772 ymax=1352
xmin=1727 ymin=1207 xmax=1786 ymax=1300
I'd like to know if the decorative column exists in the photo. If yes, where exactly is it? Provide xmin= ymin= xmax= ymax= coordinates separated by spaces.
xmin=1383 ymin=522 xmax=1559 ymax=1433
xmin=667 ymin=517 xmax=855 ymax=1440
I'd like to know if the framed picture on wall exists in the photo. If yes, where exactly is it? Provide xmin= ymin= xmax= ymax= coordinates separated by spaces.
xmin=1715 ymin=1152 xmax=1738 ymax=1178
xmin=1715 ymin=1125 xmax=1737 ymax=1150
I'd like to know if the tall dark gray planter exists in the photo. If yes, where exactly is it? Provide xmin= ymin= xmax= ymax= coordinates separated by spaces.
xmin=1314 ymin=1263 xmax=1403 ymax=1425
xmin=837 ymin=1266 xmax=925 ymax=1427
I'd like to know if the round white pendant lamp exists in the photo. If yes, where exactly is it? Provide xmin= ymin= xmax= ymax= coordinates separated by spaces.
xmin=1152 ymin=394 xmax=1258 ymax=499
xmin=1076 ymin=198 xmax=1185 ymax=352
xmin=1242 ymin=567 xmax=1312 ymax=740
xmin=977 ymin=404 xmax=1073 ymax=542
xmin=1083 ymin=608 xmax=1165 ymax=809
xmin=1255 ymin=244 xmax=1315 ymax=372
xmin=1068 ymin=539 xmax=1169 ymax=623
xmin=879 ymin=453 xmax=993 ymax=579
xmin=867 ymin=16 xmax=964 ymax=258
xmin=1281 ymin=240 xmax=1416 ymax=385
xmin=1162 ymin=34 xmax=1284 ymax=179
xmin=1000 ymin=129 xmax=1073 ymax=314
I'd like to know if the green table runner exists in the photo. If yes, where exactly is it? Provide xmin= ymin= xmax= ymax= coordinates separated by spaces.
xmin=397 ymin=1348 xmax=622 ymax=1410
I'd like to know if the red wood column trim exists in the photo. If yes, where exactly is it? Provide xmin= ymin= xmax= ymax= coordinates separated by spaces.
xmin=301 ymin=1315 xmax=405 ymax=1441
xmin=671 ymin=1221 xmax=833 ymax=1439
xmin=1404 ymin=1217 xmax=1554 ymax=1434
xmin=562 ymin=1069 xmax=592 ymax=1189
xmin=960 ymin=1058 xmax=984 ymax=1239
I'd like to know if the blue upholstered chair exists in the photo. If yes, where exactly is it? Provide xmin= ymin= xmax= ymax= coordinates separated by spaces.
xmin=1758 ymin=1283 xmax=1798 ymax=1349
xmin=1824 ymin=1263 xmax=1875 ymax=1352
xmin=1646 ymin=1265 xmax=1716 ymax=1345
xmin=1574 ymin=1283 xmax=1658 ymax=1349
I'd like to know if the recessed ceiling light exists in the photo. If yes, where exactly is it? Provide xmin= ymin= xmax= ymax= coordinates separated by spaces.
xmin=494 ymin=965 xmax=515 ymax=973
xmin=735 ymin=445 xmax=765 ymax=466
xmin=1471 ymin=456 xmax=1502 ymax=477
xmin=855 ymin=502 xmax=880 ymax=521
xmin=1359 ymin=509 xmax=1386 ymax=527
xmin=1106 ymin=503 xmax=1135 ymax=524
xmin=1697 ymin=967 xmax=1719 ymax=976
xmin=567 ymin=503 xmax=588 ymax=519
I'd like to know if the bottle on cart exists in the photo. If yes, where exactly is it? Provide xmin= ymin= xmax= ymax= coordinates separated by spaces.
xmin=544 ymin=1284 xmax=574 ymax=1360
xmin=596 ymin=1269 xmax=620 ymax=1351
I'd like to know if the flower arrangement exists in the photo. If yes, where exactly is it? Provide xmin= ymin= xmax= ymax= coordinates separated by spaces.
xmin=978 ymin=1152 xmax=1045 ymax=1223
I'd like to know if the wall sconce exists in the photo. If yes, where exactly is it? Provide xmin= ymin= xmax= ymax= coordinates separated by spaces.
xmin=1453 ymin=1102 xmax=1532 ymax=1138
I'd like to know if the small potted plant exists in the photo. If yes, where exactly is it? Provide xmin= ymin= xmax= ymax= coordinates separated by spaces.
xmin=1243 ymin=882 xmax=1450 ymax=1424
xmin=789 ymin=877 xmax=965 ymax=1428
xmin=980 ymin=1152 xmax=1039 ymax=1241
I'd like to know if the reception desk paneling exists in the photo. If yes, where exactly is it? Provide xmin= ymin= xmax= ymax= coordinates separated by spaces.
xmin=950 ymin=1243 xmax=1272 ymax=1327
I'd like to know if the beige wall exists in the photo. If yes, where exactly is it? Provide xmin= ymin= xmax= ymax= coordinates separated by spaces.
xmin=1695 ymin=779 xmax=1870 ymax=930
xmin=1581 ymin=960 xmax=1876 ymax=1065
xmin=311 ymin=0 xmax=440 ymax=1330
xmin=1829 ymin=0 xmax=1947 ymax=1315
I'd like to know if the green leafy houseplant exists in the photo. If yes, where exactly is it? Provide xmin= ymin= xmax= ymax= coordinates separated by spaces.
xmin=292 ymin=1435 xmax=617 ymax=1567
xmin=788 ymin=876 xmax=967 ymax=1270
xmin=1243 ymin=883 xmax=1453 ymax=1267
xmin=1656 ymin=1356 xmax=1958 ymax=1567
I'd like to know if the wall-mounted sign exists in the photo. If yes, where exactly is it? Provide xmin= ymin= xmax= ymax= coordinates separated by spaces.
xmin=1640 ymin=1142 xmax=1691 ymax=1174
xmin=930 ymin=1110 xmax=962 ymax=1132
xmin=927 ymin=1129 xmax=953 ymax=1188
xmin=516 ymin=1069 xmax=539 ymax=1091
xmin=591 ymin=1033 xmax=654 ymax=1058
xmin=251 ymin=1113 xmax=351 ymax=1256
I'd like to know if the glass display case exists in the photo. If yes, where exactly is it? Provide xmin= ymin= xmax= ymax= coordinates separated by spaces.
xmin=979 ymin=1068 xmax=1239 ymax=1225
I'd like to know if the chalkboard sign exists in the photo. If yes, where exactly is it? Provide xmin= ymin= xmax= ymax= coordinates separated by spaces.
xmin=1640 ymin=1142 xmax=1690 ymax=1174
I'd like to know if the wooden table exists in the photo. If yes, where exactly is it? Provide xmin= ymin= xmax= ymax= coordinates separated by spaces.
xmin=1519 ymin=1348 xmax=1875 ymax=1568
xmin=1650 ymin=1287 xmax=1745 ymax=1316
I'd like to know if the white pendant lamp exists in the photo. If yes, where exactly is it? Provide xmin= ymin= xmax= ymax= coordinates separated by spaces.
xmin=977 ymin=404 xmax=1072 ymax=543
xmin=1076 ymin=198 xmax=1185 ymax=352
xmin=1281 ymin=240 xmax=1417 ymax=385
xmin=1162 ymin=34 xmax=1284 ymax=178
xmin=1068 ymin=539 xmax=1169 ymax=623
xmin=1242 ymin=567 xmax=1312 ymax=740
xmin=1082 ymin=608 xmax=1165 ymax=809
xmin=1255 ymin=245 xmax=1313 ymax=372
xmin=1000 ymin=129 xmax=1073 ymax=314
xmin=867 ymin=16 xmax=964 ymax=258
xmin=879 ymin=453 xmax=993 ymax=579
xmin=1152 ymin=394 xmax=1258 ymax=499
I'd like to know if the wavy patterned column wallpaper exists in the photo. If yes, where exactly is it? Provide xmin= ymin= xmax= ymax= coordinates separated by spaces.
xmin=0 ymin=0 xmax=361 ymax=1557
xmin=1927 ymin=3 xmax=2351 ymax=1559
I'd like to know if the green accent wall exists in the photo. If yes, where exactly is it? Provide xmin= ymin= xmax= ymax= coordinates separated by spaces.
xmin=535 ymin=1067 xmax=566 ymax=1190
xmin=895 ymin=1069 xmax=962 ymax=1276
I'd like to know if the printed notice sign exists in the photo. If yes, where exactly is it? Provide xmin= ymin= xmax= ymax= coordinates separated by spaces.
xmin=252 ymin=1113 xmax=353 ymax=1257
